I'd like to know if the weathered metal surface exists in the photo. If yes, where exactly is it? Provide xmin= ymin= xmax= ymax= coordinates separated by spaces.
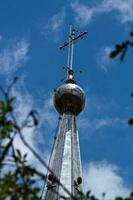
xmin=53 ymin=83 xmax=86 ymax=115
xmin=41 ymin=113 xmax=83 ymax=200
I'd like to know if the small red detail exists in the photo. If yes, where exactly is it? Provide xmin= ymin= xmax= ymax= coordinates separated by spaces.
xmin=77 ymin=177 xmax=82 ymax=185
xmin=48 ymin=173 xmax=54 ymax=182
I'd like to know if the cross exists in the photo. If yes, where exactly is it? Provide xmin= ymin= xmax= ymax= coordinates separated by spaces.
xmin=59 ymin=25 xmax=87 ymax=79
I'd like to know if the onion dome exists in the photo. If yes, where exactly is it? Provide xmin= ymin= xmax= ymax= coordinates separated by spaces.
xmin=53 ymin=72 xmax=86 ymax=115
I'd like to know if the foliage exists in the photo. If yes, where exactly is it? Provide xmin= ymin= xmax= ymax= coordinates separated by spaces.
xmin=0 ymin=78 xmax=42 ymax=200
xmin=110 ymin=26 xmax=133 ymax=61
xmin=66 ymin=191 xmax=133 ymax=200
xmin=109 ymin=26 xmax=133 ymax=126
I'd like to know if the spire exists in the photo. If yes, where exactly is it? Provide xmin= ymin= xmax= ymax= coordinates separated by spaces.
xmin=59 ymin=25 xmax=87 ymax=81
xmin=41 ymin=25 xmax=87 ymax=200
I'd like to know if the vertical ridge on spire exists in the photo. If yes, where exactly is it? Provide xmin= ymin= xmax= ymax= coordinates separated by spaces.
xmin=41 ymin=114 xmax=82 ymax=200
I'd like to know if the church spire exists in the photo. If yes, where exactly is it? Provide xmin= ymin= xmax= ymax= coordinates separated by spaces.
xmin=41 ymin=26 xmax=87 ymax=200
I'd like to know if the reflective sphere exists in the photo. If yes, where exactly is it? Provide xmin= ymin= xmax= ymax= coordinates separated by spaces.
xmin=53 ymin=83 xmax=86 ymax=116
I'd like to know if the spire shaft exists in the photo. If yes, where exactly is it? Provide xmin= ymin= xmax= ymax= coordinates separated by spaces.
xmin=41 ymin=113 xmax=83 ymax=200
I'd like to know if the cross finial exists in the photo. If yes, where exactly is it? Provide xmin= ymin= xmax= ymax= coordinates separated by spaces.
xmin=59 ymin=25 xmax=87 ymax=80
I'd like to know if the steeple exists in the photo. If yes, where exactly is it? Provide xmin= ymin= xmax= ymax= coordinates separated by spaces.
xmin=41 ymin=26 xmax=87 ymax=200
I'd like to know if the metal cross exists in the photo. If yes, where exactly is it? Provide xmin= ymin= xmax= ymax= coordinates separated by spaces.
xmin=59 ymin=25 xmax=87 ymax=78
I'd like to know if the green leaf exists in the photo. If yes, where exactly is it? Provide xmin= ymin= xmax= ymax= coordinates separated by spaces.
xmin=115 ymin=197 xmax=123 ymax=200
xmin=23 ymin=153 xmax=28 ymax=159
xmin=130 ymin=191 xmax=133 ymax=197
xmin=16 ymin=149 xmax=22 ymax=158
xmin=128 ymin=118 xmax=133 ymax=125
xmin=8 ymin=97 xmax=16 ymax=103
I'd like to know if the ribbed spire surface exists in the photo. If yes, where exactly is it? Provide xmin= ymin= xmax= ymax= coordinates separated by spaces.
xmin=41 ymin=113 xmax=83 ymax=199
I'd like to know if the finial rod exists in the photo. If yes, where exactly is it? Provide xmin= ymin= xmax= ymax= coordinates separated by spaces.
xmin=67 ymin=25 xmax=74 ymax=71
xmin=59 ymin=25 xmax=87 ymax=80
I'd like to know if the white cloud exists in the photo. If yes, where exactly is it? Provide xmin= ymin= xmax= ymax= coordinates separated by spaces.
xmin=43 ymin=9 xmax=66 ymax=41
xmin=99 ymin=0 xmax=133 ymax=23
xmin=49 ymin=10 xmax=65 ymax=32
xmin=94 ymin=118 xmax=118 ymax=129
xmin=83 ymin=162 xmax=130 ymax=200
xmin=70 ymin=1 xmax=94 ymax=27
xmin=70 ymin=0 xmax=133 ymax=27
xmin=10 ymin=84 xmax=55 ymax=175
xmin=0 ymin=39 xmax=29 ymax=74
xmin=42 ymin=93 xmax=57 ymax=125
xmin=78 ymin=117 xmax=125 ymax=132
xmin=12 ymin=86 xmax=38 ymax=162
xmin=97 ymin=46 xmax=113 ymax=72
xmin=78 ymin=96 xmax=127 ymax=133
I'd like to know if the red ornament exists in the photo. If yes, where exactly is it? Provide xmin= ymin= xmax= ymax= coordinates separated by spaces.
xmin=77 ymin=177 xmax=82 ymax=185
xmin=48 ymin=173 xmax=54 ymax=182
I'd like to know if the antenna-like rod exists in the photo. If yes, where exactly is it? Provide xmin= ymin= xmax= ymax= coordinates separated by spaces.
xmin=68 ymin=25 xmax=74 ymax=70
xmin=59 ymin=25 xmax=87 ymax=80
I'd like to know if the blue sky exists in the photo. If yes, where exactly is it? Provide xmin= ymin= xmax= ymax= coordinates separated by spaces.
xmin=1 ymin=0 xmax=133 ymax=199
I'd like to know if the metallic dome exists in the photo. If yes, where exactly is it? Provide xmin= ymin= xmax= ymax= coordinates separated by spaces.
xmin=53 ymin=83 xmax=86 ymax=116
